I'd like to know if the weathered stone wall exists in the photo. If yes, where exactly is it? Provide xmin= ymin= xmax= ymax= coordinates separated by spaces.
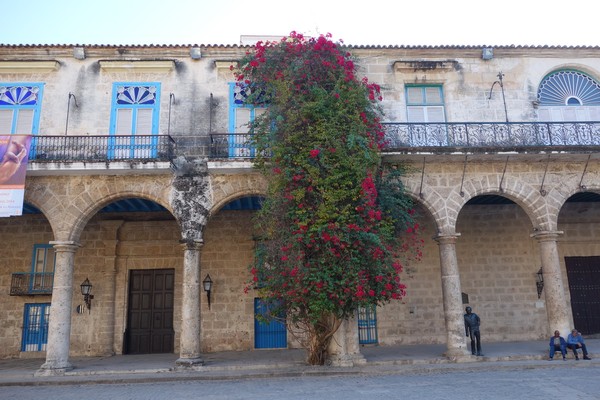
xmin=0 ymin=214 xmax=54 ymax=358
xmin=201 ymin=210 xmax=255 ymax=351
xmin=2 ymin=187 xmax=600 ymax=358
xmin=375 ymin=208 xmax=446 ymax=345
xmin=2 ymin=45 xmax=600 ymax=360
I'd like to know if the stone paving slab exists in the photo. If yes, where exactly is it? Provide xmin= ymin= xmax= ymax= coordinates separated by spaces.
xmin=0 ymin=339 xmax=597 ymax=386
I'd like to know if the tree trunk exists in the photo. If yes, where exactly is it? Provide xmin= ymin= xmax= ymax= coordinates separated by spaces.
xmin=305 ymin=313 xmax=342 ymax=365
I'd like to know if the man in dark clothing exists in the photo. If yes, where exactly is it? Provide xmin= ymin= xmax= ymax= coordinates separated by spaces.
xmin=464 ymin=306 xmax=482 ymax=356
xmin=548 ymin=330 xmax=567 ymax=360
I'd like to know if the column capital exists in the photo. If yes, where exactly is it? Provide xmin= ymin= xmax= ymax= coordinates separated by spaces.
xmin=433 ymin=233 xmax=461 ymax=245
xmin=49 ymin=241 xmax=81 ymax=252
xmin=530 ymin=230 xmax=563 ymax=242
xmin=179 ymin=239 xmax=204 ymax=251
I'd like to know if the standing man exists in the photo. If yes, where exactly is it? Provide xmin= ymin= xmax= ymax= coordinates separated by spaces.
xmin=567 ymin=329 xmax=592 ymax=360
xmin=464 ymin=306 xmax=482 ymax=356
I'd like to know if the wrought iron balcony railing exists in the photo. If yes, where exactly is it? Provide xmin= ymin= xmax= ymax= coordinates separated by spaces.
xmin=10 ymin=272 xmax=54 ymax=296
xmin=22 ymin=123 xmax=600 ymax=165
xmin=209 ymin=122 xmax=600 ymax=159
xmin=209 ymin=133 xmax=257 ymax=159
xmin=382 ymin=122 xmax=600 ymax=150
xmin=28 ymin=135 xmax=176 ymax=162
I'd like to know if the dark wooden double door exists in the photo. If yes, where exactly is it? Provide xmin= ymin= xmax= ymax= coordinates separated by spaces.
xmin=125 ymin=269 xmax=175 ymax=354
xmin=565 ymin=257 xmax=600 ymax=335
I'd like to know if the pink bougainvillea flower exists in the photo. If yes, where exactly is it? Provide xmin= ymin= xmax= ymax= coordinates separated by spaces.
xmin=309 ymin=149 xmax=320 ymax=158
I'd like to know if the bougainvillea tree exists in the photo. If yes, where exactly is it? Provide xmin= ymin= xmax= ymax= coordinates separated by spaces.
xmin=237 ymin=32 xmax=421 ymax=365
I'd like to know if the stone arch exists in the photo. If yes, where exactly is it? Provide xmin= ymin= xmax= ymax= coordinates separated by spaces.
xmin=30 ymin=175 xmax=174 ymax=243
xmin=210 ymin=173 xmax=267 ymax=215
xmin=210 ymin=190 xmax=266 ymax=215
xmin=446 ymin=173 xmax=547 ymax=232
xmin=546 ymin=181 xmax=600 ymax=231
xmin=70 ymin=190 xmax=173 ymax=243
xmin=22 ymin=187 xmax=60 ymax=240
xmin=401 ymin=183 xmax=447 ymax=235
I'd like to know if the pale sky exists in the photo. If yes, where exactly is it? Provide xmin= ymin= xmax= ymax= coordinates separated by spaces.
xmin=2 ymin=0 xmax=599 ymax=47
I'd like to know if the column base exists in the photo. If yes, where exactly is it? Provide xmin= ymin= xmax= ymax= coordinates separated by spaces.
xmin=327 ymin=353 xmax=367 ymax=367
xmin=443 ymin=346 xmax=470 ymax=360
xmin=35 ymin=361 xmax=73 ymax=377
xmin=175 ymin=357 xmax=204 ymax=367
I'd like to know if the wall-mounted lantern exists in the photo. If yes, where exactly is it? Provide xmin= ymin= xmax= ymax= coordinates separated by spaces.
xmin=536 ymin=268 xmax=544 ymax=299
xmin=80 ymin=278 xmax=94 ymax=313
xmin=203 ymin=274 xmax=213 ymax=310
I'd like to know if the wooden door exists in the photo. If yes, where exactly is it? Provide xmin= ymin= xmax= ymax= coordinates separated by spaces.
xmin=254 ymin=298 xmax=287 ymax=349
xmin=565 ymin=257 xmax=600 ymax=335
xmin=125 ymin=269 xmax=174 ymax=354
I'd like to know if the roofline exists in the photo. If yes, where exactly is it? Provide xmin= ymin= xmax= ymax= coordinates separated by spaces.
xmin=1 ymin=43 xmax=600 ymax=50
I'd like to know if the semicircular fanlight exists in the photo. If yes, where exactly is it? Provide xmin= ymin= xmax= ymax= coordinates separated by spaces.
xmin=538 ymin=70 xmax=600 ymax=106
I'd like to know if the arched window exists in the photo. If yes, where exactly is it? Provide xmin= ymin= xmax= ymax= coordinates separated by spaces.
xmin=537 ymin=70 xmax=600 ymax=121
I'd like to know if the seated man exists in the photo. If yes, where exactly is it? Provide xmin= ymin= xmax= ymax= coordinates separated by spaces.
xmin=548 ymin=330 xmax=567 ymax=360
xmin=566 ymin=329 xmax=592 ymax=360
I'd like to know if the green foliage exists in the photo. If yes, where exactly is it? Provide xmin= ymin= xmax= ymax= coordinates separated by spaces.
xmin=238 ymin=32 xmax=421 ymax=356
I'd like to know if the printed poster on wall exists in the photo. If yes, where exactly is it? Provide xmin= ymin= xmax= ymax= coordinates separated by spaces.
xmin=0 ymin=135 xmax=32 ymax=217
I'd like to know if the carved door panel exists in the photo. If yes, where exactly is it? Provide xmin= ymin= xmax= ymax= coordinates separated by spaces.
xmin=126 ymin=269 xmax=174 ymax=354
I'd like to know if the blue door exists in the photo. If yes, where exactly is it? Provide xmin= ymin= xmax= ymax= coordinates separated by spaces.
xmin=254 ymin=298 xmax=287 ymax=349
xmin=21 ymin=303 xmax=50 ymax=352
xmin=358 ymin=305 xmax=378 ymax=345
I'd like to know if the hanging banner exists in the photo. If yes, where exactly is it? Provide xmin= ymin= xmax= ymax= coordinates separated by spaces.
xmin=0 ymin=135 xmax=32 ymax=217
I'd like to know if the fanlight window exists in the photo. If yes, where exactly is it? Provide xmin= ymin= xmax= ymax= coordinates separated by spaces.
xmin=537 ymin=70 xmax=600 ymax=121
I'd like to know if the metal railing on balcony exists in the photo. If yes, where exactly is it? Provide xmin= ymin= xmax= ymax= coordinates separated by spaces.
xmin=382 ymin=122 xmax=600 ymax=150
xmin=10 ymin=272 xmax=54 ymax=296
xmin=209 ymin=122 xmax=600 ymax=159
xmin=28 ymin=135 xmax=176 ymax=162
xmin=209 ymin=133 xmax=257 ymax=158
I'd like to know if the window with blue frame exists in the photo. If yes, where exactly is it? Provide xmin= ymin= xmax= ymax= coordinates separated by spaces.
xmin=405 ymin=85 xmax=446 ymax=123
xmin=537 ymin=70 xmax=600 ymax=121
xmin=22 ymin=303 xmax=50 ymax=351
xmin=31 ymin=244 xmax=55 ymax=293
xmin=0 ymin=83 xmax=44 ymax=135
xmin=358 ymin=305 xmax=378 ymax=345
xmin=228 ymin=82 xmax=267 ymax=158
xmin=109 ymin=82 xmax=160 ymax=159
xmin=405 ymin=85 xmax=447 ymax=146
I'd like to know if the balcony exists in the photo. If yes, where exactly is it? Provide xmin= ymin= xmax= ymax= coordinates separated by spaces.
xmin=382 ymin=122 xmax=600 ymax=152
xmin=209 ymin=133 xmax=257 ymax=159
xmin=21 ymin=123 xmax=600 ymax=169
xmin=209 ymin=122 xmax=600 ymax=159
xmin=28 ymin=135 xmax=176 ymax=163
xmin=10 ymin=272 xmax=54 ymax=296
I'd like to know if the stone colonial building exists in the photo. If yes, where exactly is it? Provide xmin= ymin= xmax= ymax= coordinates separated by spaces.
xmin=1 ymin=40 xmax=599 ymax=374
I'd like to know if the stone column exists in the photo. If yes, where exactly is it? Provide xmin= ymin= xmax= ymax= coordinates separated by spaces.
xmin=100 ymin=220 xmax=124 ymax=356
xmin=327 ymin=313 xmax=366 ymax=367
xmin=531 ymin=231 xmax=570 ymax=335
xmin=434 ymin=233 xmax=469 ymax=358
xmin=36 ymin=241 xmax=80 ymax=376
xmin=176 ymin=240 xmax=204 ymax=366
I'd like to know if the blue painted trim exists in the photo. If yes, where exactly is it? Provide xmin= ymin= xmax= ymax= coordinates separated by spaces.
xmin=30 ymin=244 xmax=53 ymax=274
xmin=358 ymin=305 xmax=378 ymax=345
xmin=0 ymin=82 xmax=44 ymax=134
xmin=21 ymin=303 xmax=51 ymax=352
xmin=109 ymin=82 xmax=161 ymax=159
xmin=538 ymin=69 xmax=600 ymax=106
xmin=254 ymin=298 xmax=287 ymax=349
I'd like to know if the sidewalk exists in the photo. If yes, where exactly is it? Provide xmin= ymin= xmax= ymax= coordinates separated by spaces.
xmin=1 ymin=339 xmax=598 ymax=386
